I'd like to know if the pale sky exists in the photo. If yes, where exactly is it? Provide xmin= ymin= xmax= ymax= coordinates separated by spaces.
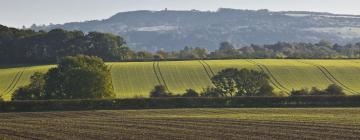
xmin=1 ymin=0 xmax=360 ymax=28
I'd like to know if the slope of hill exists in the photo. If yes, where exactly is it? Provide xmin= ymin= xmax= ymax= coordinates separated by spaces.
xmin=32 ymin=8 xmax=360 ymax=51
xmin=1 ymin=59 xmax=360 ymax=100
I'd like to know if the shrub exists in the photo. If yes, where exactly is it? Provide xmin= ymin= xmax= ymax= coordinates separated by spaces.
xmin=182 ymin=89 xmax=199 ymax=97
xmin=201 ymin=87 xmax=223 ymax=97
xmin=291 ymin=84 xmax=346 ymax=96
xmin=325 ymin=84 xmax=345 ymax=96
xmin=290 ymin=88 xmax=309 ymax=96
xmin=150 ymin=85 xmax=173 ymax=97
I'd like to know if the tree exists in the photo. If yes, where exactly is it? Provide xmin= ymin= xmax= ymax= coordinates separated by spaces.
xmin=209 ymin=68 xmax=273 ymax=97
xmin=44 ymin=55 xmax=114 ymax=99
xmin=325 ymin=84 xmax=345 ymax=96
xmin=211 ymin=68 xmax=238 ymax=97
xmin=12 ymin=72 xmax=45 ymax=100
xmin=12 ymin=55 xmax=115 ymax=100
xmin=182 ymin=89 xmax=199 ymax=97
xmin=150 ymin=85 xmax=172 ymax=97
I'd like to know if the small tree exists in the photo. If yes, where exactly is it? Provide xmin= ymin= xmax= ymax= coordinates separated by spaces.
xmin=150 ymin=85 xmax=172 ymax=97
xmin=325 ymin=84 xmax=345 ymax=96
xmin=182 ymin=89 xmax=199 ymax=97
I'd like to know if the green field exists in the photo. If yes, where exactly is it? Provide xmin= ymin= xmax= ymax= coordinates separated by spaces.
xmin=0 ymin=108 xmax=360 ymax=139
xmin=1 ymin=59 xmax=360 ymax=100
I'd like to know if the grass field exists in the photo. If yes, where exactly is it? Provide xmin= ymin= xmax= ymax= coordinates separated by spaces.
xmin=0 ymin=108 xmax=359 ymax=139
xmin=1 ymin=59 xmax=360 ymax=100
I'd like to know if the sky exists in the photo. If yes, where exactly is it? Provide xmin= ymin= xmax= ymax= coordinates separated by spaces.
xmin=1 ymin=0 xmax=360 ymax=28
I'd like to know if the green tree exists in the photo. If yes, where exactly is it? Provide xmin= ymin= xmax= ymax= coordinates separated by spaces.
xmin=12 ymin=55 xmax=115 ymax=100
xmin=44 ymin=55 xmax=114 ymax=99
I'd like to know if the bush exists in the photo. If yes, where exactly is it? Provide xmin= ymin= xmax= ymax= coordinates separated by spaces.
xmin=325 ymin=84 xmax=345 ymax=96
xmin=290 ymin=88 xmax=309 ymax=96
xmin=201 ymin=87 xmax=223 ymax=97
xmin=182 ymin=89 xmax=199 ymax=97
xmin=150 ymin=85 xmax=173 ymax=97
xmin=291 ymin=84 xmax=346 ymax=96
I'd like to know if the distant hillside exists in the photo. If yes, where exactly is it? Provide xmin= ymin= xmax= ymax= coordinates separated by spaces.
xmin=32 ymin=8 xmax=360 ymax=51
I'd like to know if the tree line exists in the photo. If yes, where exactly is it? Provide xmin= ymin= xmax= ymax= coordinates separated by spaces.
xmin=1 ymin=25 xmax=360 ymax=64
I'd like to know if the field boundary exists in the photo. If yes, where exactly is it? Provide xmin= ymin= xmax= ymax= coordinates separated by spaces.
xmin=2 ymin=96 xmax=360 ymax=112
xmin=246 ymin=60 xmax=290 ymax=93
xmin=297 ymin=60 xmax=359 ymax=94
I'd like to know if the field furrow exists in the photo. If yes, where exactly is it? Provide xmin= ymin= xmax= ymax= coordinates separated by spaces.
xmin=1 ymin=108 xmax=360 ymax=140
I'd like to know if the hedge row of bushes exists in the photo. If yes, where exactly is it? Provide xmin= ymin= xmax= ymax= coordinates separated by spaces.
xmin=1 ymin=96 xmax=360 ymax=112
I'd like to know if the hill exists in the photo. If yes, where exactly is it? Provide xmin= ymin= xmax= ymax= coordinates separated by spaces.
xmin=1 ymin=59 xmax=360 ymax=100
xmin=32 ymin=9 xmax=360 ymax=51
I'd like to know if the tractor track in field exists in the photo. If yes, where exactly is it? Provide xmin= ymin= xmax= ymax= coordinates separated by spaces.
xmin=0 ymin=68 xmax=26 ymax=98
xmin=198 ymin=60 xmax=213 ymax=81
xmin=153 ymin=61 xmax=170 ymax=92
xmin=297 ymin=60 xmax=359 ymax=94
xmin=152 ymin=62 xmax=162 ymax=86
xmin=246 ymin=60 xmax=290 ymax=93
xmin=201 ymin=60 xmax=215 ymax=76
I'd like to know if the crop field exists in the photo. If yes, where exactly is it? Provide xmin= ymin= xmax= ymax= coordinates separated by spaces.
xmin=1 ymin=59 xmax=360 ymax=100
xmin=0 ymin=108 xmax=360 ymax=139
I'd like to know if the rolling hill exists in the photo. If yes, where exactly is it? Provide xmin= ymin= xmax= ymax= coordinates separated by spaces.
xmin=32 ymin=9 xmax=360 ymax=51
xmin=1 ymin=59 xmax=360 ymax=100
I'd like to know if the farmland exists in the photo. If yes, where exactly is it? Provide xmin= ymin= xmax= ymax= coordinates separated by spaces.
xmin=0 ymin=108 xmax=360 ymax=139
xmin=1 ymin=59 xmax=360 ymax=100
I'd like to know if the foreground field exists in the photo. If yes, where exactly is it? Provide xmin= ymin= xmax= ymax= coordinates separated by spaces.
xmin=1 ymin=59 xmax=360 ymax=100
xmin=0 ymin=108 xmax=360 ymax=139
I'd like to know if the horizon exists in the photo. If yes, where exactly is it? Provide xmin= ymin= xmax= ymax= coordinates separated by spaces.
xmin=1 ymin=0 xmax=360 ymax=28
